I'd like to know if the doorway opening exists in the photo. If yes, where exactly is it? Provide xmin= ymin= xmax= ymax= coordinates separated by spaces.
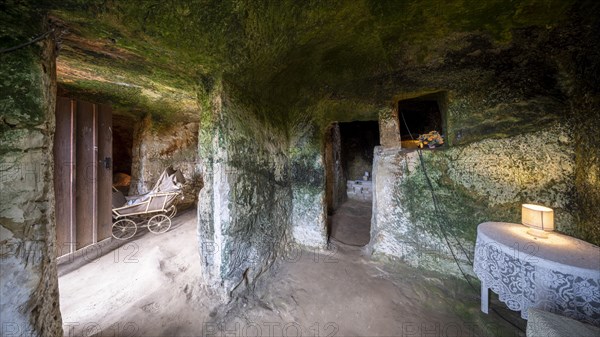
xmin=111 ymin=114 xmax=135 ymax=195
xmin=325 ymin=121 xmax=380 ymax=246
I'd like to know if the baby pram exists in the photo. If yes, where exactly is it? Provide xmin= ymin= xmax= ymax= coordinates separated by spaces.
xmin=111 ymin=166 xmax=185 ymax=240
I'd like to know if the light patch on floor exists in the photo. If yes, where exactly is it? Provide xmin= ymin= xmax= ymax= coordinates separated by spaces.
xmin=59 ymin=210 xmax=215 ymax=336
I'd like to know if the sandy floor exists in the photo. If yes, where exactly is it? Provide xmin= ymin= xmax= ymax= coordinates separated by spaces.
xmin=59 ymin=210 xmax=214 ymax=337
xmin=329 ymin=199 xmax=372 ymax=246
xmin=59 ymin=205 xmax=525 ymax=337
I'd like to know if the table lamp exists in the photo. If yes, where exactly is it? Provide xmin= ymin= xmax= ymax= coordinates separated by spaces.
xmin=521 ymin=204 xmax=554 ymax=238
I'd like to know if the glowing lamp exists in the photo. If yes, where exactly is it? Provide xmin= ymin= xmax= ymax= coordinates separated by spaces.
xmin=521 ymin=204 xmax=554 ymax=239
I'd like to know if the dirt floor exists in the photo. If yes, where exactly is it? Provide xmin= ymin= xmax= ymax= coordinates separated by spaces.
xmin=59 ymin=204 xmax=525 ymax=337
xmin=329 ymin=199 xmax=371 ymax=246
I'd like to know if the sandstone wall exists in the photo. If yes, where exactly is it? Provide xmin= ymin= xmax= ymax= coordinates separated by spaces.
xmin=567 ymin=16 xmax=600 ymax=246
xmin=129 ymin=115 xmax=202 ymax=209
xmin=289 ymin=119 xmax=327 ymax=248
xmin=197 ymin=83 xmax=292 ymax=297
xmin=0 ymin=12 xmax=62 ymax=337
xmin=370 ymin=124 xmax=575 ymax=275
xmin=361 ymin=25 xmax=600 ymax=275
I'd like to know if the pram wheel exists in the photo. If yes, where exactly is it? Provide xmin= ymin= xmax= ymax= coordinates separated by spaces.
xmin=112 ymin=219 xmax=137 ymax=240
xmin=148 ymin=214 xmax=172 ymax=234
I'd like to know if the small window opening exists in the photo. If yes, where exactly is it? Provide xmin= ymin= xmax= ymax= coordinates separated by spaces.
xmin=398 ymin=92 xmax=446 ymax=149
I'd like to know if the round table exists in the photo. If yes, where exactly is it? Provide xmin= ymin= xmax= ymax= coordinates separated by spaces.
xmin=473 ymin=222 xmax=600 ymax=326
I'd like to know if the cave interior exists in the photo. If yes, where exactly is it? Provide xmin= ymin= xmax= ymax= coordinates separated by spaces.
xmin=1 ymin=1 xmax=600 ymax=336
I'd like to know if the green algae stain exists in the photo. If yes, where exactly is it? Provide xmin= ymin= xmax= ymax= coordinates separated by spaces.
xmin=45 ymin=0 xmax=579 ymax=125
xmin=0 ymin=51 xmax=46 ymax=130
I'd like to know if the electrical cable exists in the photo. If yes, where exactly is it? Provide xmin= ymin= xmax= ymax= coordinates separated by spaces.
xmin=0 ymin=29 xmax=54 ymax=54
xmin=400 ymin=112 xmax=473 ymax=264
xmin=399 ymin=110 xmax=525 ymax=333
xmin=400 ymin=111 xmax=474 ymax=264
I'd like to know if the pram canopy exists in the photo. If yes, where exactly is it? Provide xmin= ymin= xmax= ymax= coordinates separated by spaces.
xmin=112 ymin=166 xmax=185 ymax=217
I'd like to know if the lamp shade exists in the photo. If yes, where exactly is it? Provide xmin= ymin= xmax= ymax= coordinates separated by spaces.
xmin=521 ymin=204 xmax=554 ymax=231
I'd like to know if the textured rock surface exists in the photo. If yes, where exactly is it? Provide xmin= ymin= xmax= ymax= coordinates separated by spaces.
xmin=289 ymin=119 xmax=327 ymax=249
xmin=370 ymin=123 xmax=576 ymax=275
xmin=1 ymin=3 xmax=596 ymax=328
xmin=0 ymin=10 xmax=62 ymax=337
xmin=567 ymin=16 xmax=600 ymax=247
xmin=359 ymin=16 xmax=600 ymax=273
xmin=42 ymin=1 xmax=600 ymax=280
xmin=197 ymin=84 xmax=292 ymax=296
xmin=446 ymin=126 xmax=574 ymax=210
xmin=129 ymin=115 xmax=202 ymax=209
xmin=0 ymin=3 xmax=597 ymax=337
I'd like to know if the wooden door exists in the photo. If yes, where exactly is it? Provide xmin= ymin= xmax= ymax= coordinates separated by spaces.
xmin=54 ymin=97 xmax=76 ymax=256
xmin=54 ymin=98 xmax=113 ymax=256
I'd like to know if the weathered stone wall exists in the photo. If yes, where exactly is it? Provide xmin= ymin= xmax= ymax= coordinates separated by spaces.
xmin=289 ymin=118 xmax=328 ymax=248
xmin=572 ymin=91 xmax=600 ymax=246
xmin=198 ymin=83 xmax=292 ymax=297
xmin=0 ymin=10 xmax=62 ymax=337
xmin=564 ymin=14 xmax=600 ymax=246
xmin=129 ymin=114 xmax=202 ymax=209
xmin=370 ymin=124 xmax=576 ymax=275
xmin=378 ymin=106 xmax=401 ymax=148
xmin=362 ymin=22 xmax=600 ymax=274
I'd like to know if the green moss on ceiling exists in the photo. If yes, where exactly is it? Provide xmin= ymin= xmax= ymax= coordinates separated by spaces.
xmin=46 ymin=9 xmax=199 ymax=122
xmin=37 ymin=0 xmax=586 ymax=124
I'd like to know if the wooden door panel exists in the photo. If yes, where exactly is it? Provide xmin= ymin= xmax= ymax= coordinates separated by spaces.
xmin=75 ymin=101 xmax=97 ymax=250
xmin=97 ymin=104 xmax=113 ymax=241
xmin=54 ymin=97 xmax=75 ymax=256
xmin=56 ymin=98 xmax=113 ymax=255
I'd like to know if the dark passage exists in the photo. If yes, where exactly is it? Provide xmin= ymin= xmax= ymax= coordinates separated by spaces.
xmin=112 ymin=114 xmax=135 ymax=194
xmin=339 ymin=121 xmax=380 ymax=181
xmin=328 ymin=121 xmax=379 ymax=246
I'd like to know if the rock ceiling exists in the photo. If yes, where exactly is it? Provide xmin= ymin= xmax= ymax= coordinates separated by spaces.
xmin=44 ymin=0 xmax=581 ymax=121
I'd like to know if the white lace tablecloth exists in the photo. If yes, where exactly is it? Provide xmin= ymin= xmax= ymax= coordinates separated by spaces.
xmin=473 ymin=222 xmax=600 ymax=326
